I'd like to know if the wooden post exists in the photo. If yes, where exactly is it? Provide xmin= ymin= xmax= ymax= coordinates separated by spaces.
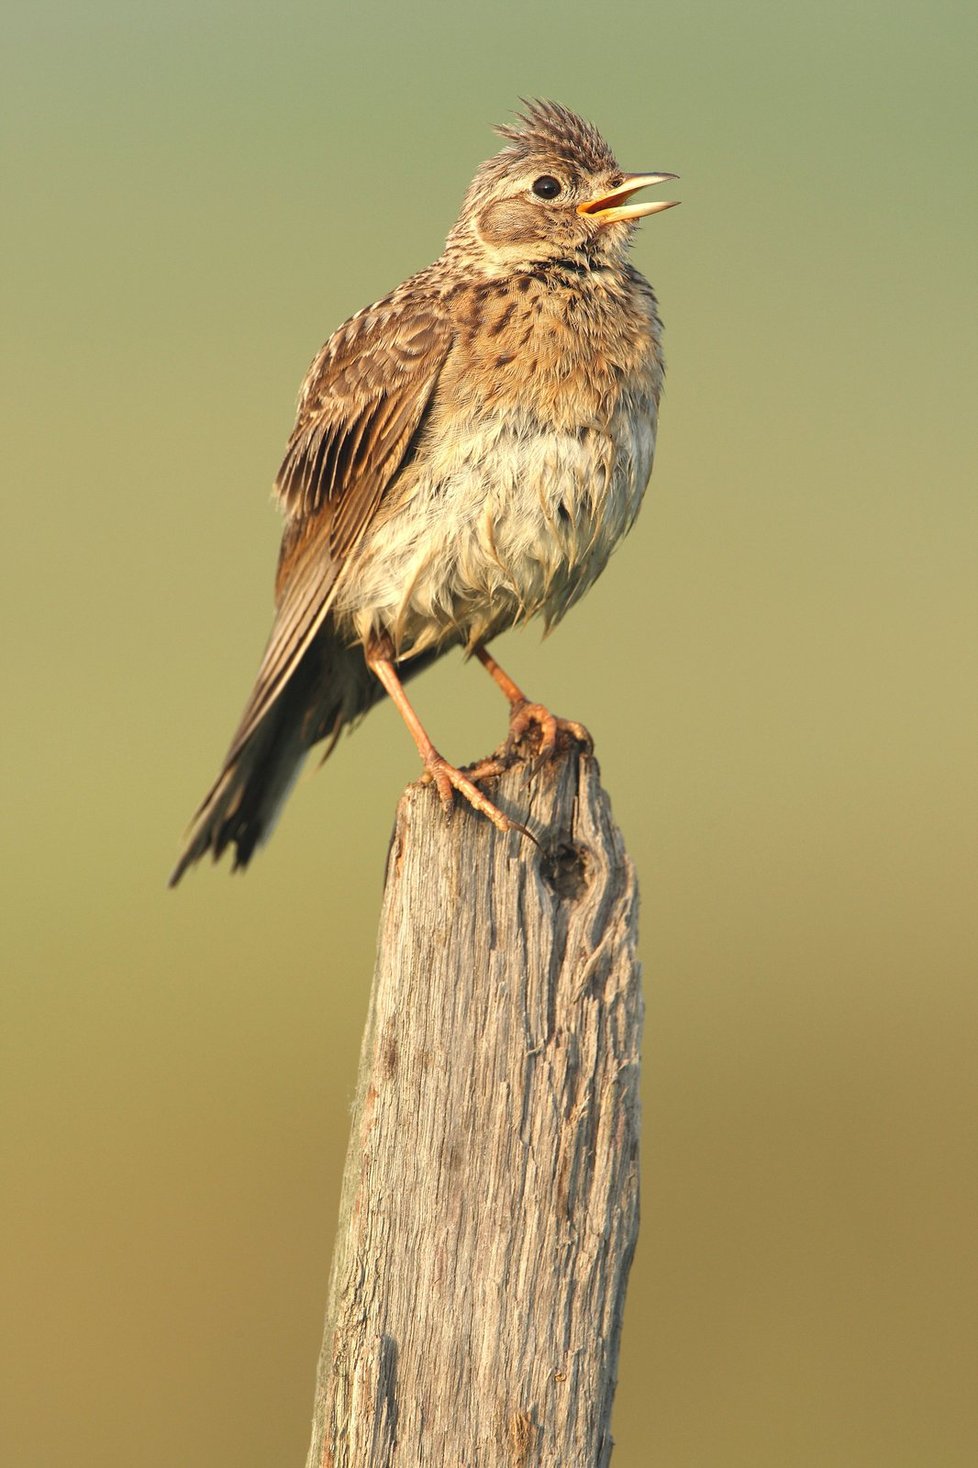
xmin=305 ymin=744 xmax=643 ymax=1467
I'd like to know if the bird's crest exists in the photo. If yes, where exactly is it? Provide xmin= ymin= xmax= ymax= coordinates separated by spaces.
xmin=494 ymin=99 xmax=618 ymax=175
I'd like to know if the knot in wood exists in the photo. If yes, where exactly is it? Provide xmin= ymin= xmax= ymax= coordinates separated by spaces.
xmin=541 ymin=839 xmax=589 ymax=901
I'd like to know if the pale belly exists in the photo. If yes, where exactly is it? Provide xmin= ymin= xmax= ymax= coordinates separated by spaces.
xmin=332 ymin=407 xmax=657 ymax=658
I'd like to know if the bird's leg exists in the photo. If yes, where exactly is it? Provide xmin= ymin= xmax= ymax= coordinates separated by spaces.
xmin=366 ymin=641 xmax=515 ymax=835
xmin=473 ymin=645 xmax=594 ymax=760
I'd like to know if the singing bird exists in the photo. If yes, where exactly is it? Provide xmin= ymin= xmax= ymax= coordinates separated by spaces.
xmin=170 ymin=101 xmax=677 ymax=883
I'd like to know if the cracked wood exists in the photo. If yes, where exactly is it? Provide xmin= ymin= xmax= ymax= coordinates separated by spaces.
xmin=305 ymin=745 xmax=642 ymax=1467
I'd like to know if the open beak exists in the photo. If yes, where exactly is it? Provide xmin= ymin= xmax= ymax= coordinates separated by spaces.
xmin=578 ymin=172 xmax=680 ymax=225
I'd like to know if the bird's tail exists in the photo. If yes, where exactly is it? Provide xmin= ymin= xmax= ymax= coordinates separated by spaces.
xmin=169 ymin=633 xmax=379 ymax=886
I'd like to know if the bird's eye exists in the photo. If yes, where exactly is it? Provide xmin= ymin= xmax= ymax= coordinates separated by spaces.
xmin=532 ymin=175 xmax=562 ymax=200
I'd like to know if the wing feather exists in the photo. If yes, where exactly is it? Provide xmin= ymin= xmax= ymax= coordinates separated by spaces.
xmin=222 ymin=282 xmax=453 ymax=762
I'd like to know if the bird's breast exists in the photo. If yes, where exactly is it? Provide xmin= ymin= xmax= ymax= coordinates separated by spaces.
xmin=333 ymin=266 xmax=664 ymax=656
xmin=335 ymin=395 xmax=657 ymax=657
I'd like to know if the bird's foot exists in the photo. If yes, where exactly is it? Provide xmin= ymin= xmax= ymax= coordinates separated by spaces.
xmin=420 ymin=750 xmax=518 ymax=836
xmin=506 ymin=702 xmax=593 ymax=762
xmin=461 ymin=751 xmax=512 ymax=783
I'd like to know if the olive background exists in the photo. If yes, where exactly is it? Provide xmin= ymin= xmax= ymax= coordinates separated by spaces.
xmin=4 ymin=2 xmax=976 ymax=1464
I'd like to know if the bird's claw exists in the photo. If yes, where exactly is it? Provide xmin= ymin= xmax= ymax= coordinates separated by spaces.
xmin=420 ymin=751 xmax=514 ymax=834
xmin=461 ymin=752 xmax=511 ymax=783
xmin=506 ymin=701 xmax=593 ymax=764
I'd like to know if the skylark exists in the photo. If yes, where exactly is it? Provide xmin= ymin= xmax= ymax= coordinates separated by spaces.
xmin=170 ymin=100 xmax=677 ymax=883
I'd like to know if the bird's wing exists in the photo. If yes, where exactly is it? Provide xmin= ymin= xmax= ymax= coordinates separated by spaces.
xmin=225 ymin=285 xmax=453 ymax=761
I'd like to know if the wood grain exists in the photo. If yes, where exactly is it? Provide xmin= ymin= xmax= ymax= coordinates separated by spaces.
xmin=305 ymin=744 xmax=642 ymax=1466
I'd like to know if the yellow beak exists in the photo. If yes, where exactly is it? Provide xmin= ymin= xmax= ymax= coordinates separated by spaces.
xmin=578 ymin=172 xmax=680 ymax=224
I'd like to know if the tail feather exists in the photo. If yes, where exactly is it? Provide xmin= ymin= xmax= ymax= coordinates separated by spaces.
xmin=168 ymin=695 xmax=309 ymax=886
xmin=169 ymin=630 xmax=382 ymax=885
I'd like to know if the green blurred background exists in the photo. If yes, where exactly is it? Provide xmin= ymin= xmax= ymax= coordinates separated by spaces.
xmin=4 ymin=1 xmax=976 ymax=1463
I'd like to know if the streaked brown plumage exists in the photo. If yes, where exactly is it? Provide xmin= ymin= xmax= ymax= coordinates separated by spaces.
xmin=170 ymin=101 xmax=677 ymax=883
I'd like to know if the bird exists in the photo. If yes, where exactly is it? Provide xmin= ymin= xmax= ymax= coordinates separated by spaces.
xmin=169 ymin=100 xmax=677 ymax=884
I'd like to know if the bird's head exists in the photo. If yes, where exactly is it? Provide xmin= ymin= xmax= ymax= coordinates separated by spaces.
xmin=446 ymin=99 xmax=678 ymax=273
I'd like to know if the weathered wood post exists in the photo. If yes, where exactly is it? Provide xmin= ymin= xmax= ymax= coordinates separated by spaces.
xmin=305 ymin=744 xmax=642 ymax=1467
